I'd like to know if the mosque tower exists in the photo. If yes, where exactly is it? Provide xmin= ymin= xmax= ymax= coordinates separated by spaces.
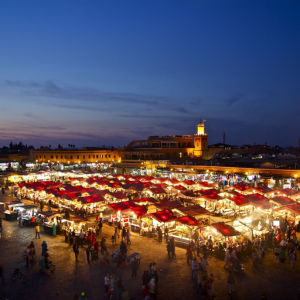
xmin=193 ymin=118 xmax=208 ymax=157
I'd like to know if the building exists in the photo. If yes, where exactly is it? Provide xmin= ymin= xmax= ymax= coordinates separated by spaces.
xmin=30 ymin=148 xmax=122 ymax=165
xmin=122 ymin=119 xmax=208 ymax=160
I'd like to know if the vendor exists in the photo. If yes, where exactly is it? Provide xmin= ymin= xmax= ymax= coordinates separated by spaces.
xmin=31 ymin=215 xmax=35 ymax=224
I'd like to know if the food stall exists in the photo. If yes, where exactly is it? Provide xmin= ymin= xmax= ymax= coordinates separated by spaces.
xmin=168 ymin=215 xmax=199 ymax=248
xmin=61 ymin=217 xmax=88 ymax=242
xmin=209 ymin=222 xmax=241 ymax=245
xmin=38 ymin=211 xmax=64 ymax=235
xmin=19 ymin=205 xmax=39 ymax=226
xmin=142 ymin=209 xmax=176 ymax=236
xmin=4 ymin=201 xmax=24 ymax=220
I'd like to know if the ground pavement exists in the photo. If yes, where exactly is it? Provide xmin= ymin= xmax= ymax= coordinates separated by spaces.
xmin=1 ymin=193 xmax=300 ymax=300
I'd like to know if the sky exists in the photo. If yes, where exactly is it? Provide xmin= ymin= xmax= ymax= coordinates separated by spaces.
xmin=0 ymin=0 xmax=300 ymax=149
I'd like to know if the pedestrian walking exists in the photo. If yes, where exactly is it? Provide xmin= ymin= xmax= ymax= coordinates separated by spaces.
xmin=227 ymin=270 xmax=236 ymax=295
xmin=73 ymin=242 xmax=79 ymax=260
xmin=126 ymin=228 xmax=131 ymax=244
xmin=224 ymin=248 xmax=230 ymax=269
xmin=132 ymin=257 xmax=138 ymax=278
xmin=35 ymin=224 xmax=40 ymax=239
xmin=41 ymin=241 xmax=48 ymax=255
xmin=117 ymin=276 xmax=123 ymax=299
xmin=279 ymin=247 xmax=286 ymax=267
xmin=191 ymin=258 xmax=197 ymax=279
xmin=167 ymin=241 xmax=172 ymax=259
xmin=122 ymin=227 xmax=126 ymax=241
xmin=104 ymin=273 xmax=110 ymax=294
xmin=86 ymin=245 xmax=91 ymax=263
xmin=164 ymin=225 xmax=169 ymax=242
xmin=79 ymin=229 xmax=84 ymax=247
xmin=187 ymin=244 xmax=193 ymax=264
xmin=109 ymin=275 xmax=115 ymax=300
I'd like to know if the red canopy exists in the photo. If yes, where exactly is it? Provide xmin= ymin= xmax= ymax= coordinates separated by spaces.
xmin=177 ymin=216 xmax=198 ymax=226
xmin=149 ymin=210 xmax=176 ymax=223
xmin=174 ymin=185 xmax=187 ymax=191
xmin=134 ymin=198 xmax=157 ymax=203
xmin=78 ymin=196 xmax=105 ymax=204
xmin=245 ymin=193 xmax=271 ymax=209
xmin=270 ymin=196 xmax=295 ymax=207
xmin=212 ymin=222 xmax=240 ymax=236
xmin=230 ymin=195 xmax=250 ymax=207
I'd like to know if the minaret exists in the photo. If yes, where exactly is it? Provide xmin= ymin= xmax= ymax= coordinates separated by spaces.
xmin=193 ymin=118 xmax=208 ymax=157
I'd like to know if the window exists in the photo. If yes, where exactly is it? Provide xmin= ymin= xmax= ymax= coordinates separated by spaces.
xmin=100 ymin=155 xmax=103 ymax=158
xmin=182 ymin=142 xmax=186 ymax=147
xmin=83 ymin=155 xmax=85 ymax=159
xmin=56 ymin=155 xmax=58 ymax=159
xmin=77 ymin=155 xmax=79 ymax=159
xmin=36 ymin=155 xmax=38 ymax=159
xmin=65 ymin=155 xmax=68 ymax=159
xmin=61 ymin=155 xmax=63 ymax=159
xmin=178 ymin=143 xmax=181 ymax=147
xmin=70 ymin=155 xmax=73 ymax=159
xmin=105 ymin=155 xmax=107 ymax=158
xmin=188 ymin=142 xmax=191 ymax=147
xmin=93 ymin=155 xmax=95 ymax=159
xmin=96 ymin=155 xmax=98 ymax=158
xmin=114 ymin=156 xmax=116 ymax=159
xmin=51 ymin=155 xmax=53 ymax=159
xmin=39 ymin=155 xmax=41 ymax=158
xmin=108 ymin=155 xmax=110 ymax=158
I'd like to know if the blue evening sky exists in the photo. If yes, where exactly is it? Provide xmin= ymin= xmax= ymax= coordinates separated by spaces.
xmin=0 ymin=0 xmax=299 ymax=148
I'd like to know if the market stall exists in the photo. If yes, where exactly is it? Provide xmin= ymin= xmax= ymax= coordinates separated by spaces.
xmin=37 ymin=211 xmax=64 ymax=235
xmin=4 ymin=201 xmax=24 ymax=220
xmin=19 ymin=205 xmax=39 ymax=226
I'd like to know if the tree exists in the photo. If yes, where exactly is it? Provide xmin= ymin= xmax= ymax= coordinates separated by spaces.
xmin=9 ymin=141 xmax=13 ymax=149
xmin=49 ymin=145 xmax=51 ymax=148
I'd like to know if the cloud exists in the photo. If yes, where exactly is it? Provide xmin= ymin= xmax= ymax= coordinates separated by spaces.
xmin=4 ymin=79 xmax=168 ymax=106
xmin=226 ymin=94 xmax=244 ymax=106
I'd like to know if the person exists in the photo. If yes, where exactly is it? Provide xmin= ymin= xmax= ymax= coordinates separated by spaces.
xmin=164 ymin=226 xmax=169 ymax=242
xmin=187 ymin=244 xmax=193 ymax=264
xmin=191 ymin=258 xmax=197 ymax=279
xmin=86 ymin=245 xmax=91 ymax=263
xmin=122 ymin=227 xmax=126 ymax=241
xmin=251 ymin=250 xmax=258 ymax=272
xmin=167 ymin=241 xmax=172 ymax=259
xmin=158 ymin=226 xmax=162 ymax=242
xmin=73 ymin=242 xmax=79 ymax=260
xmin=19 ymin=215 xmax=22 ymax=227
xmin=94 ymin=241 xmax=99 ymax=254
xmin=289 ymin=248 xmax=295 ymax=267
xmin=29 ymin=241 xmax=35 ymax=249
xmin=109 ymin=275 xmax=115 ymax=300
xmin=104 ymin=273 xmax=110 ymax=294
xmin=101 ymin=238 xmax=106 ymax=255
xmin=274 ymin=245 xmax=280 ymax=266
xmin=126 ymin=228 xmax=131 ymax=244
xmin=132 ymin=257 xmax=138 ymax=278
xmin=117 ymin=276 xmax=123 ymax=299
xmin=40 ymin=254 xmax=45 ymax=271
xmin=208 ymin=273 xmax=215 ymax=299
xmin=148 ymin=278 xmax=156 ymax=300
xmin=26 ymin=246 xmax=30 ymax=266
xmin=196 ymin=269 xmax=202 ymax=294
xmin=35 ymin=224 xmax=40 ymax=239
xmin=79 ymin=292 xmax=87 ymax=300
xmin=120 ymin=241 xmax=127 ymax=256
xmin=170 ymin=237 xmax=176 ymax=257
xmin=0 ymin=262 xmax=4 ymax=284
xmin=79 ymin=229 xmax=84 ymax=247
xmin=142 ymin=270 xmax=151 ymax=288
xmin=227 ymin=270 xmax=235 ymax=295
xmin=41 ymin=241 xmax=48 ymax=255
xmin=279 ymin=247 xmax=286 ymax=266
